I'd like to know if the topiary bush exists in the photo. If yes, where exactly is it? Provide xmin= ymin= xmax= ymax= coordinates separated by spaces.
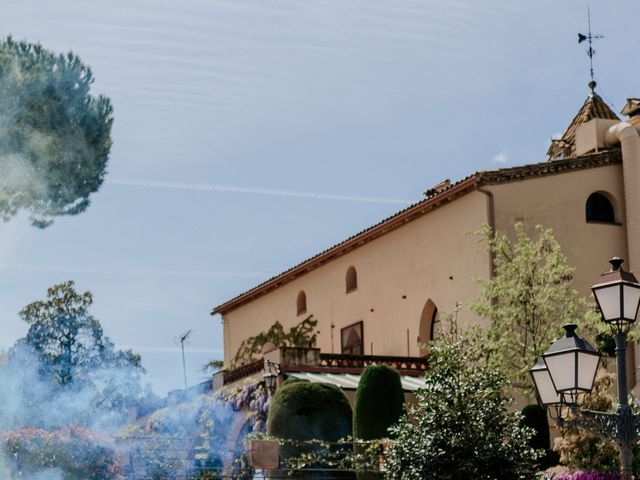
xmin=353 ymin=365 xmax=404 ymax=480
xmin=267 ymin=380 xmax=354 ymax=478
xmin=353 ymin=365 xmax=404 ymax=440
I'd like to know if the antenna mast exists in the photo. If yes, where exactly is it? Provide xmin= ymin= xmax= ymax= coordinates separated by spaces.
xmin=179 ymin=330 xmax=192 ymax=390
xmin=578 ymin=4 xmax=603 ymax=93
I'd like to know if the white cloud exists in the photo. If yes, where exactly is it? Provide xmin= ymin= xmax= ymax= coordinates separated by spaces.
xmin=492 ymin=149 xmax=509 ymax=164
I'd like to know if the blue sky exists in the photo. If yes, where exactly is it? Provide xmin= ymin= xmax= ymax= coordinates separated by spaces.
xmin=1 ymin=0 xmax=638 ymax=394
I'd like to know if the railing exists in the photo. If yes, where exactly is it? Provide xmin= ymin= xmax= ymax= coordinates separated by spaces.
xmin=221 ymin=353 xmax=429 ymax=386
xmin=222 ymin=359 xmax=263 ymax=385
xmin=319 ymin=353 xmax=428 ymax=373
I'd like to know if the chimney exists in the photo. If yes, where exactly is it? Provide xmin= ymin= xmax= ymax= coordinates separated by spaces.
xmin=424 ymin=179 xmax=451 ymax=198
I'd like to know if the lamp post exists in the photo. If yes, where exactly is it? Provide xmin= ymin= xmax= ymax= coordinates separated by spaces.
xmin=530 ymin=258 xmax=640 ymax=480
xmin=263 ymin=359 xmax=280 ymax=394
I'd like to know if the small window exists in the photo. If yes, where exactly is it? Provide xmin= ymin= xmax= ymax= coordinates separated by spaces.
xmin=586 ymin=192 xmax=616 ymax=223
xmin=341 ymin=321 xmax=363 ymax=355
xmin=296 ymin=290 xmax=307 ymax=316
xmin=346 ymin=266 xmax=358 ymax=293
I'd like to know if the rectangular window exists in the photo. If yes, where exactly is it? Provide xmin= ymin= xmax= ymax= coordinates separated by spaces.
xmin=341 ymin=321 xmax=364 ymax=355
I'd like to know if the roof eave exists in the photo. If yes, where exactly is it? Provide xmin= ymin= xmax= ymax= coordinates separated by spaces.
xmin=211 ymin=175 xmax=480 ymax=315
xmin=212 ymin=149 xmax=622 ymax=316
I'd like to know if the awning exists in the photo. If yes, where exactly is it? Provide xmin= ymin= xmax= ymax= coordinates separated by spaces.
xmin=286 ymin=371 xmax=426 ymax=392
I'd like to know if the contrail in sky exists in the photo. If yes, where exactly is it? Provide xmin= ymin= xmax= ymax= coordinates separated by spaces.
xmin=0 ymin=263 xmax=265 ymax=279
xmin=106 ymin=178 xmax=413 ymax=205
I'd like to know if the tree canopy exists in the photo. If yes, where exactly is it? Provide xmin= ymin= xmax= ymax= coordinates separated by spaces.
xmin=384 ymin=337 xmax=539 ymax=480
xmin=18 ymin=281 xmax=141 ymax=386
xmin=4 ymin=281 xmax=149 ymax=429
xmin=470 ymin=223 xmax=602 ymax=397
xmin=0 ymin=37 xmax=113 ymax=227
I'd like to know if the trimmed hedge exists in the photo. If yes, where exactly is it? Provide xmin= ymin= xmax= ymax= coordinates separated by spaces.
xmin=353 ymin=365 xmax=404 ymax=480
xmin=267 ymin=380 xmax=353 ymax=478
xmin=353 ymin=365 xmax=404 ymax=441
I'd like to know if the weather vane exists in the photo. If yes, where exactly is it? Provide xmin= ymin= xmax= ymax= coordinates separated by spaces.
xmin=578 ymin=4 xmax=603 ymax=93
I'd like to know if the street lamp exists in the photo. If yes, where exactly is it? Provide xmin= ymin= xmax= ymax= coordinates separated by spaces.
xmin=530 ymin=258 xmax=640 ymax=480
xmin=530 ymin=356 xmax=563 ymax=419
xmin=263 ymin=359 xmax=280 ymax=394
xmin=542 ymin=323 xmax=600 ymax=407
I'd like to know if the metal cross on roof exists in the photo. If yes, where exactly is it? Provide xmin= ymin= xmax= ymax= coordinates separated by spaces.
xmin=578 ymin=4 xmax=603 ymax=94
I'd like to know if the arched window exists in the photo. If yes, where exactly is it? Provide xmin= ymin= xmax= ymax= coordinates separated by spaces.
xmin=345 ymin=266 xmax=358 ymax=293
xmin=296 ymin=290 xmax=307 ymax=315
xmin=418 ymin=299 xmax=438 ymax=356
xmin=586 ymin=192 xmax=616 ymax=223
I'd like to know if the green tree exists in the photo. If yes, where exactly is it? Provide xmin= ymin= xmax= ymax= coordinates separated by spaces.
xmin=384 ymin=337 xmax=539 ymax=480
xmin=18 ymin=281 xmax=141 ymax=386
xmin=0 ymin=37 xmax=113 ymax=227
xmin=470 ymin=223 xmax=602 ymax=397
xmin=10 ymin=281 xmax=149 ymax=427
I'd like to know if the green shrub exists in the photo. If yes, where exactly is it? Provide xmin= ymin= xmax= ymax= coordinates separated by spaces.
xmin=353 ymin=365 xmax=404 ymax=441
xmin=384 ymin=339 xmax=540 ymax=480
xmin=267 ymin=380 xmax=353 ymax=478
xmin=353 ymin=365 xmax=404 ymax=480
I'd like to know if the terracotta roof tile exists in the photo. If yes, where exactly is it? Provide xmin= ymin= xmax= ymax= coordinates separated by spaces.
xmin=212 ymin=149 xmax=621 ymax=315
xmin=547 ymin=93 xmax=619 ymax=160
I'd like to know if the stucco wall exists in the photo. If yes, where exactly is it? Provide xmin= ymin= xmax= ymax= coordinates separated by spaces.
xmin=488 ymin=163 xmax=627 ymax=298
xmin=222 ymin=191 xmax=491 ymax=366
xmin=221 ymin=162 xmax=629 ymax=367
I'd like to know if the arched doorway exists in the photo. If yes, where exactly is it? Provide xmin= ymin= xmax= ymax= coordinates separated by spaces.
xmin=418 ymin=299 xmax=440 ymax=357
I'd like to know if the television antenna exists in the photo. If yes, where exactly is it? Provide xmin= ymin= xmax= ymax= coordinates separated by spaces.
xmin=578 ymin=4 xmax=603 ymax=93
xmin=177 ymin=330 xmax=192 ymax=390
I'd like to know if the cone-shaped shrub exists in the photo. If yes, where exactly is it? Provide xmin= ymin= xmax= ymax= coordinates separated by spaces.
xmin=353 ymin=365 xmax=404 ymax=440
xmin=353 ymin=365 xmax=404 ymax=480
xmin=267 ymin=380 xmax=354 ymax=478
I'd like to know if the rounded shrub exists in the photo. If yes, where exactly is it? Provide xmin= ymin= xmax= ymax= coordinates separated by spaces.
xmin=267 ymin=380 xmax=353 ymax=478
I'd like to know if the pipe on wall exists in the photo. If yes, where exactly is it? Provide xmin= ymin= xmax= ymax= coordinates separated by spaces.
xmin=605 ymin=122 xmax=640 ymax=391
xmin=476 ymin=185 xmax=496 ymax=279
xmin=605 ymin=122 xmax=640 ymax=273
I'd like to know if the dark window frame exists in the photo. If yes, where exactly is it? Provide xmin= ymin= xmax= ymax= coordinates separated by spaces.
xmin=586 ymin=192 xmax=619 ymax=225
xmin=341 ymin=320 xmax=364 ymax=355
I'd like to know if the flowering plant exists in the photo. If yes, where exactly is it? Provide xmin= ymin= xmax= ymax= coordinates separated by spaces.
xmin=545 ymin=471 xmax=620 ymax=480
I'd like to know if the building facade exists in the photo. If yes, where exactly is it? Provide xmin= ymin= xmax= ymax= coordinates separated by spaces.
xmin=213 ymin=92 xmax=640 ymax=387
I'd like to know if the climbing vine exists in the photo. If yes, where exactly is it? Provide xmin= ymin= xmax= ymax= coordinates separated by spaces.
xmin=231 ymin=315 xmax=319 ymax=367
